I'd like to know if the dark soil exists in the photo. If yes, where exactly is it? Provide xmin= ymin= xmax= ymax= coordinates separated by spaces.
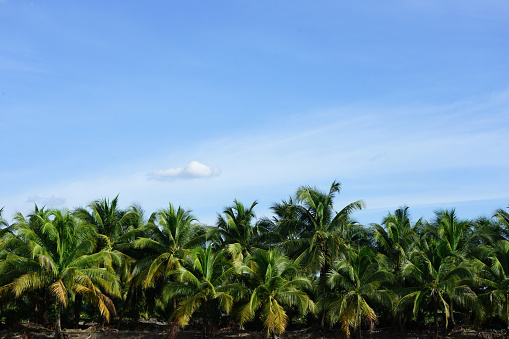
xmin=0 ymin=323 xmax=506 ymax=339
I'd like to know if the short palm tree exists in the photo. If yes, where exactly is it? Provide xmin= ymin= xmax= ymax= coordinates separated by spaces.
xmin=237 ymin=249 xmax=315 ymax=338
xmin=165 ymin=246 xmax=236 ymax=339
xmin=476 ymin=240 xmax=509 ymax=329
xmin=326 ymin=245 xmax=393 ymax=339
xmin=397 ymin=237 xmax=475 ymax=339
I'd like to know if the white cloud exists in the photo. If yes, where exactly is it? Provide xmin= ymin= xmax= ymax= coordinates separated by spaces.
xmin=26 ymin=195 xmax=66 ymax=207
xmin=148 ymin=161 xmax=221 ymax=181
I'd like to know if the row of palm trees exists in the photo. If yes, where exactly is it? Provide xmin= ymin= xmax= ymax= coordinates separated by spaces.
xmin=0 ymin=181 xmax=509 ymax=339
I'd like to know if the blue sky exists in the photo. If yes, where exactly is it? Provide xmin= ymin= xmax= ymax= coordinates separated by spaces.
xmin=1 ymin=0 xmax=508 ymax=226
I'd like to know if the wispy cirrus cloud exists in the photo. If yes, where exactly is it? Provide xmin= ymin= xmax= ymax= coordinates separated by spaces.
xmin=26 ymin=195 xmax=66 ymax=206
xmin=148 ymin=161 xmax=221 ymax=181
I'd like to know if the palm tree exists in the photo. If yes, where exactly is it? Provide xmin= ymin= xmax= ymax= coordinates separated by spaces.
xmin=236 ymin=249 xmax=315 ymax=338
xmin=263 ymin=197 xmax=302 ymax=245
xmin=210 ymin=200 xmax=270 ymax=262
xmin=433 ymin=210 xmax=474 ymax=258
xmin=326 ymin=245 xmax=393 ymax=339
xmin=0 ymin=207 xmax=7 ymax=228
xmin=475 ymin=240 xmax=509 ymax=329
xmin=132 ymin=203 xmax=204 ymax=289
xmin=0 ymin=207 xmax=13 ymax=252
xmin=124 ymin=203 xmax=205 ymax=322
xmin=495 ymin=207 xmax=509 ymax=228
xmin=278 ymin=181 xmax=364 ymax=326
xmin=397 ymin=237 xmax=475 ymax=339
xmin=292 ymin=181 xmax=365 ymax=272
xmin=437 ymin=210 xmax=478 ymax=325
xmin=166 ymin=246 xmax=236 ymax=339
xmin=74 ymin=197 xmax=147 ymax=325
xmin=488 ymin=207 xmax=509 ymax=241
xmin=372 ymin=206 xmax=419 ymax=272
xmin=73 ymin=195 xmax=143 ymax=251
xmin=0 ymin=208 xmax=120 ymax=338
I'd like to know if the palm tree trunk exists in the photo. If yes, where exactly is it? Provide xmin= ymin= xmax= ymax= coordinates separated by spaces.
xmin=202 ymin=300 xmax=208 ymax=339
xmin=356 ymin=312 xmax=362 ymax=339
xmin=43 ymin=293 xmax=48 ymax=327
xmin=433 ymin=295 xmax=439 ymax=339
xmin=55 ymin=303 xmax=62 ymax=339
xmin=506 ymin=296 xmax=509 ymax=331
xmin=319 ymin=258 xmax=330 ymax=328
xmin=450 ymin=298 xmax=455 ymax=328
xmin=75 ymin=294 xmax=82 ymax=329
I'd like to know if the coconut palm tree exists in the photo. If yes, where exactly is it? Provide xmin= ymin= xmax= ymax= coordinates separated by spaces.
xmin=165 ymin=246 xmax=236 ymax=339
xmin=262 ymin=197 xmax=302 ymax=246
xmin=278 ymin=181 xmax=364 ymax=326
xmin=326 ymin=245 xmax=393 ymax=339
xmin=432 ymin=210 xmax=474 ymax=258
xmin=436 ymin=210 xmax=478 ymax=324
xmin=74 ymin=197 xmax=148 ymax=325
xmin=488 ymin=207 xmax=509 ymax=241
xmin=0 ymin=207 xmax=13 ymax=252
xmin=0 ymin=207 xmax=7 ymax=228
xmin=132 ymin=203 xmax=204 ymax=289
xmin=0 ymin=208 xmax=120 ymax=338
xmin=73 ymin=195 xmax=144 ymax=251
xmin=291 ymin=181 xmax=365 ymax=273
xmin=495 ymin=207 xmax=509 ymax=227
xmin=397 ymin=237 xmax=476 ymax=339
xmin=475 ymin=240 xmax=509 ymax=329
xmin=372 ymin=206 xmax=419 ymax=273
xmin=209 ymin=200 xmax=271 ymax=262
xmin=236 ymin=249 xmax=315 ymax=338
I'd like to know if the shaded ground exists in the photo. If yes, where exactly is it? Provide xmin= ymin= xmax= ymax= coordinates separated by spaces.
xmin=0 ymin=323 xmax=506 ymax=339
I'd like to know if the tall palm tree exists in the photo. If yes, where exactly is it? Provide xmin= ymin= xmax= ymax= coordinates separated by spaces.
xmin=291 ymin=181 xmax=365 ymax=274
xmin=236 ymin=249 xmax=315 ymax=338
xmin=326 ymin=245 xmax=393 ymax=339
xmin=279 ymin=181 xmax=365 ymax=326
xmin=166 ymin=246 xmax=236 ymax=339
xmin=0 ymin=208 xmax=120 ymax=338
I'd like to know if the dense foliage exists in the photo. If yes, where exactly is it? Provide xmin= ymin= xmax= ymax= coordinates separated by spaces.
xmin=0 ymin=182 xmax=508 ymax=339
